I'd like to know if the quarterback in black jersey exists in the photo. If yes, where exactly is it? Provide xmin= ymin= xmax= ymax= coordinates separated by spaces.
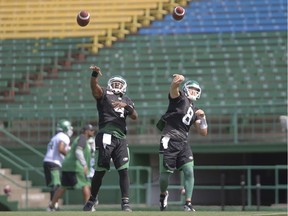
xmin=157 ymin=74 xmax=208 ymax=212
xmin=83 ymin=65 xmax=138 ymax=212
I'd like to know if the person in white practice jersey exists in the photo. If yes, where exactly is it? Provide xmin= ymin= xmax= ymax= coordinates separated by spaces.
xmin=43 ymin=119 xmax=73 ymax=210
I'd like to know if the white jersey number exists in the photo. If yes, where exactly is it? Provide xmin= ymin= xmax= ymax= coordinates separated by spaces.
xmin=114 ymin=107 xmax=125 ymax=118
xmin=182 ymin=107 xmax=194 ymax=126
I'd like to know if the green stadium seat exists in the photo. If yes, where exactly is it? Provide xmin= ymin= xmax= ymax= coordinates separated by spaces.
xmin=0 ymin=29 xmax=287 ymax=148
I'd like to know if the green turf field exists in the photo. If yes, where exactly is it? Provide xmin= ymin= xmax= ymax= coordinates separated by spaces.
xmin=0 ymin=211 xmax=287 ymax=216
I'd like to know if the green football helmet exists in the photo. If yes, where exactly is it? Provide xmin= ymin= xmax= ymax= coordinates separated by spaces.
xmin=182 ymin=80 xmax=201 ymax=101
xmin=56 ymin=119 xmax=73 ymax=137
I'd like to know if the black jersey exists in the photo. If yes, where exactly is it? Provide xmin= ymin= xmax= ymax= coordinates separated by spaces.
xmin=158 ymin=90 xmax=199 ymax=141
xmin=96 ymin=88 xmax=135 ymax=134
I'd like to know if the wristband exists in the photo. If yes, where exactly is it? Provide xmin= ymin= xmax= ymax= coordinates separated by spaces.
xmin=124 ymin=105 xmax=134 ymax=115
xmin=91 ymin=71 xmax=99 ymax=78
xmin=199 ymin=115 xmax=208 ymax=129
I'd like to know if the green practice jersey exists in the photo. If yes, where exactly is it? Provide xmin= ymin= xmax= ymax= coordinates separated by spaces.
xmin=62 ymin=134 xmax=91 ymax=172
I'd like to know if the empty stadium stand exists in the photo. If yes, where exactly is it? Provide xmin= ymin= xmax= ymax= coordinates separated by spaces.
xmin=139 ymin=0 xmax=287 ymax=34
xmin=0 ymin=0 xmax=287 ymax=210
xmin=0 ymin=0 xmax=182 ymax=49
xmin=0 ymin=0 xmax=287 ymax=146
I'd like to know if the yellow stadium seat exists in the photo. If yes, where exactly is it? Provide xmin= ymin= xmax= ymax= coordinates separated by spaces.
xmin=0 ymin=0 xmax=177 ymax=53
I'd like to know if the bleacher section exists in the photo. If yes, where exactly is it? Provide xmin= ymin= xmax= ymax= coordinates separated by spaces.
xmin=139 ymin=0 xmax=287 ymax=34
xmin=0 ymin=37 xmax=92 ymax=102
xmin=0 ymin=0 xmax=287 ymax=146
xmin=0 ymin=0 xmax=182 ymax=50
xmin=0 ymin=0 xmax=184 ymax=101
xmin=3 ymin=31 xmax=285 ymax=113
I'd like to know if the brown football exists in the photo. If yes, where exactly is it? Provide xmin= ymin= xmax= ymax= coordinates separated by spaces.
xmin=77 ymin=10 xmax=90 ymax=27
xmin=172 ymin=6 xmax=185 ymax=21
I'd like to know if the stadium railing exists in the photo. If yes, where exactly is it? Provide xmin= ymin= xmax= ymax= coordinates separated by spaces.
xmin=0 ymin=147 xmax=152 ymax=209
xmin=1 ymin=156 xmax=286 ymax=209
xmin=0 ymin=144 xmax=48 ymax=209
xmin=0 ymin=105 xmax=287 ymax=146
xmin=172 ymin=165 xmax=287 ymax=207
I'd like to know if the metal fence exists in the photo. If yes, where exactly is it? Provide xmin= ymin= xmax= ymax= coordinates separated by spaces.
xmin=0 ymin=106 xmax=287 ymax=146
xmin=0 ymin=163 xmax=286 ymax=210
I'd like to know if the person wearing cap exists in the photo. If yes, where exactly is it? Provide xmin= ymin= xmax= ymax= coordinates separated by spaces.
xmin=47 ymin=124 xmax=95 ymax=211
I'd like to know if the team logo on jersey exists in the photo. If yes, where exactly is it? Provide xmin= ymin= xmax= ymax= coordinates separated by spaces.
xmin=122 ymin=157 xmax=129 ymax=162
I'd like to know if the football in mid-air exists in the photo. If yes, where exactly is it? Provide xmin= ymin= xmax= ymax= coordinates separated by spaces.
xmin=77 ymin=10 xmax=90 ymax=27
xmin=172 ymin=6 xmax=185 ymax=21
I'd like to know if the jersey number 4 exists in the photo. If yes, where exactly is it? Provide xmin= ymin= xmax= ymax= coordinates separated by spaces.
xmin=114 ymin=107 xmax=125 ymax=118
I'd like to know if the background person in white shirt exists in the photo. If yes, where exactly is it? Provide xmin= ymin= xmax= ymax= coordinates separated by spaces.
xmin=43 ymin=119 xmax=73 ymax=210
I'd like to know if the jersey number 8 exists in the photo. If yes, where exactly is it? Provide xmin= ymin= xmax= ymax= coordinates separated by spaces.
xmin=182 ymin=107 xmax=194 ymax=126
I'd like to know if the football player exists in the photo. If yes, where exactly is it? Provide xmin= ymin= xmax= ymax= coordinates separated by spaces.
xmin=83 ymin=65 xmax=138 ymax=212
xmin=43 ymin=119 xmax=73 ymax=211
xmin=156 ymin=74 xmax=208 ymax=212
xmin=48 ymin=124 xmax=95 ymax=211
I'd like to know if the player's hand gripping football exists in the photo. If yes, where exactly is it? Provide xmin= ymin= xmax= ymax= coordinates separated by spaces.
xmin=89 ymin=65 xmax=102 ymax=76
xmin=172 ymin=74 xmax=185 ymax=84
xmin=170 ymin=74 xmax=185 ymax=98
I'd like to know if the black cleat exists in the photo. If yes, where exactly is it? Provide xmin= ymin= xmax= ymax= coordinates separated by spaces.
xmin=83 ymin=200 xmax=96 ymax=211
xmin=184 ymin=202 xmax=196 ymax=212
xmin=159 ymin=191 xmax=169 ymax=211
